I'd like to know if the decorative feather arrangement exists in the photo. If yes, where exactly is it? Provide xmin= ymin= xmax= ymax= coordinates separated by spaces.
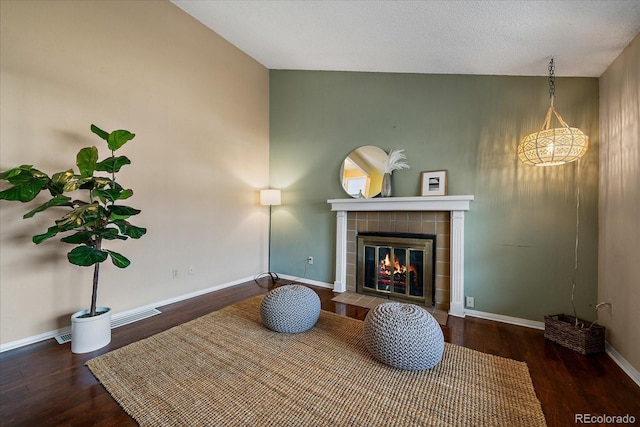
xmin=383 ymin=149 xmax=410 ymax=174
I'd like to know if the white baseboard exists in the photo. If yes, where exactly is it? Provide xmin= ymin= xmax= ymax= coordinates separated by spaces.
xmin=606 ymin=342 xmax=640 ymax=387
xmin=0 ymin=275 xmax=256 ymax=353
xmin=277 ymin=274 xmax=334 ymax=289
xmin=146 ymin=275 xmax=256 ymax=309
xmin=464 ymin=308 xmax=546 ymax=330
xmin=0 ymin=328 xmax=70 ymax=353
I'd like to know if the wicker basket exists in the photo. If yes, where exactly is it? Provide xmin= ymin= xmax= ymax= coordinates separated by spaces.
xmin=544 ymin=314 xmax=605 ymax=355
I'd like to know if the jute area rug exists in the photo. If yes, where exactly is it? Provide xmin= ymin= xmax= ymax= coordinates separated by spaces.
xmin=87 ymin=295 xmax=546 ymax=427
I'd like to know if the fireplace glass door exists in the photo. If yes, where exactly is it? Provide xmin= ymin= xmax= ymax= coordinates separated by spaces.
xmin=358 ymin=233 xmax=435 ymax=305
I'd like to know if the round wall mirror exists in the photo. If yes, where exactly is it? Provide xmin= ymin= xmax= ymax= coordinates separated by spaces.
xmin=340 ymin=146 xmax=387 ymax=198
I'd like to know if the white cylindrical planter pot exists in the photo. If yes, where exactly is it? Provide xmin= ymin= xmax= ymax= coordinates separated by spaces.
xmin=71 ymin=307 xmax=111 ymax=354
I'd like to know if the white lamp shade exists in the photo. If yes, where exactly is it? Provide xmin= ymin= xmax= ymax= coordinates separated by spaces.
xmin=260 ymin=189 xmax=281 ymax=206
xmin=518 ymin=105 xmax=589 ymax=167
xmin=517 ymin=125 xmax=589 ymax=166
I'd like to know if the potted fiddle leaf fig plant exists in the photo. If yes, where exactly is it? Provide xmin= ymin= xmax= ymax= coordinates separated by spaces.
xmin=0 ymin=124 xmax=146 ymax=353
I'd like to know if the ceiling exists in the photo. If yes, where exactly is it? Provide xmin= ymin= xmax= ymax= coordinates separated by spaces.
xmin=171 ymin=0 xmax=640 ymax=77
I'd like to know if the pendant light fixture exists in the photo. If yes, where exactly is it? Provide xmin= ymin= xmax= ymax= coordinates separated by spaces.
xmin=517 ymin=58 xmax=589 ymax=166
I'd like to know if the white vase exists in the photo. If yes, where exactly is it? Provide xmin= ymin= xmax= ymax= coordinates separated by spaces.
xmin=71 ymin=307 xmax=111 ymax=354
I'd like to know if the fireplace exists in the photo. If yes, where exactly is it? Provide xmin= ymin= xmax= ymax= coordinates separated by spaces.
xmin=357 ymin=232 xmax=436 ymax=306
xmin=328 ymin=195 xmax=474 ymax=317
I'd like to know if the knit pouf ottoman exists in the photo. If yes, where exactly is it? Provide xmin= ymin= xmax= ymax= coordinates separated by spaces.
xmin=260 ymin=285 xmax=321 ymax=333
xmin=363 ymin=302 xmax=444 ymax=370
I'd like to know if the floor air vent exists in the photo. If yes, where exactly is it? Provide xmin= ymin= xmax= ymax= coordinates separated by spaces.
xmin=111 ymin=308 xmax=162 ymax=329
xmin=54 ymin=308 xmax=162 ymax=344
xmin=55 ymin=333 xmax=73 ymax=345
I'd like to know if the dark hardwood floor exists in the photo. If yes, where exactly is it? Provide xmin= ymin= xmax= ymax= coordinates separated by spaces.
xmin=1 ymin=279 xmax=638 ymax=426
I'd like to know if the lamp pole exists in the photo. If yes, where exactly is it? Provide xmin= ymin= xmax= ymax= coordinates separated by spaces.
xmin=268 ymin=203 xmax=273 ymax=279
xmin=260 ymin=189 xmax=281 ymax=283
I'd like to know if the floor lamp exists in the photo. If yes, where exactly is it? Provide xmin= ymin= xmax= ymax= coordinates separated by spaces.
xmin=260 ymin=189 xmax=281 ymax=283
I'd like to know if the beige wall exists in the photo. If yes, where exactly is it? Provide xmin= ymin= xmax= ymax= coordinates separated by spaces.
xmin=0 ymin=1 xmax=269 ymax=345
xmin=599 ymin=33 xmax=640 ymax=373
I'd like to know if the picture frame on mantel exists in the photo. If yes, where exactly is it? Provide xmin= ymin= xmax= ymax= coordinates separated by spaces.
xmin=421 ymin=170 xmax=448 ymax=196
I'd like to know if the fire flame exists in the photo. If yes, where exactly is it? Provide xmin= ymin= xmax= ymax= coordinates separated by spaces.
xmin=380 ymin=253 xmax=407 ymax=275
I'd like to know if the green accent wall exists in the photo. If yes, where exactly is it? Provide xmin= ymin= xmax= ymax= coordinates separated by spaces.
xmin=269 ymin=70 xmax=598 ymax=322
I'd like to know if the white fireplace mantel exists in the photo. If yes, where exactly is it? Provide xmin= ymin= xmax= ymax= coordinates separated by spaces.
xmin=328 ymin=195 xmax=474 ymax=318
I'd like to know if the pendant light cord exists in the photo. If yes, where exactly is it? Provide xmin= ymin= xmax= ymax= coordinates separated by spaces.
xmin=570 ymin=159 xmax=581 ymax=326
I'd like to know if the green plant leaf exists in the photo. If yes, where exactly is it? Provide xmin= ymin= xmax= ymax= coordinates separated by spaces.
xmin=0 ymin=166 xmax=50 ymax=201
xmin=107 ymin=130 xmax=135 ymax=151
xmin=49 ymin=169 xmax=75 ymax=195
xmin=56 ymin=203 xmax=104 ymax=230
xmin=1 ymin=166 xmax=47 ymax=184
xmin=0 ymin=165 xmax=32 ymax=181
xmin=68 ymin=176 xmax=110 ymax=192
xmin=106 ymin=250 xmax=131 ymax=268
xmin=90 ymin=124 xmax=109 ymax=141
xmin=128 ymin=225 xmax=146 ymax=239
xmin=52 ymin=169 xmax=75 ymax=185
xmin=93 ymin=188 xmax=119 ymax=203
xmin=0 ymin=179 xmax=47 ymax=202
xmin=23 ymin=195 xmax=72 ymax=218
xmin=33 ymin=226 xmax=60 ymax=244
xmin=117 ymin=189 xmax=133 ymax=200
xmin=62 ymin=177 xmax=83 ymax=192
xmin=98 ymin=228 xmax=127 ymax=240
xmin=4 ymin=166 xmax=48 ymax=182
xmin=110 ymin=205 xmax=141 ymax=215
xmin=60 ymin=231 xmax=93 ymax=244
xmin=113 ymin=220 xmax=147 ymax=239
xmin=68 ymin=245 xmax=108 ymax=267
xmin=96 ymin=156 xmax=131 ymax=173
xmin=101 ymin=183 xmax=133 ymax=200
xmin=94 ymin=177 xmax=112 ymax=188
xmin=76 ymin=147 xmax=98 ymax=177
xmin=109 ymin=205 xmax=141 ymax=220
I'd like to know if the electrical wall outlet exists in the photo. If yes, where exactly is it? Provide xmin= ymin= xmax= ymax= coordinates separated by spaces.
xmin=466 ymin=296 xmax=475 ymax=308
xmin=188 ymin=266 xmax=194 ymax=276
xmin=172 ymin=269 xmax=178 ymax=279
xmin=307 ymin=256 xmax=314 ymax=265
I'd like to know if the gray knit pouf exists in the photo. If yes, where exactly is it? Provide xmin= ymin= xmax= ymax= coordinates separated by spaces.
xmin=260 ymin=285 xmax=321 ymax=333
xmin=363 ymin=302 xmax=444 ymax=370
